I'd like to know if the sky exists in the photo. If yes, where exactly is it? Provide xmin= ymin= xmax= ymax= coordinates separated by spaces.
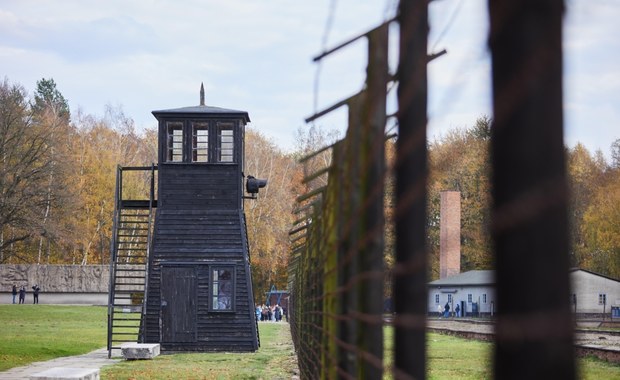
xmin=1 ymin=0 xmax=618 ymax=160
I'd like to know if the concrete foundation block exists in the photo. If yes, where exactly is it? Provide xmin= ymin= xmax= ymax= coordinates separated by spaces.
xmin=121 ymin=343 xmax=160 ymax=360
xmin=30 ymin=367 xmax=99 ymax=380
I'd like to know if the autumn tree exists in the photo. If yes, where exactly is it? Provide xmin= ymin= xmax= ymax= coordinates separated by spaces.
xmin=0 ymin=79 xmax=62 ymax=262
xmin=611 ymin=138 xmax=620 ymax=170
xmin=67 ymin=106 xmax=156 ymax=265
xmin=427 ymin=116 xmax=493 ymax=279
xmin=581 ymin=171 xmax=620 ymax=278
xmin=566 ymin=143 xmax=606 ymax=269
xmin=245 ymin=128 xmax=298 ymax=303
xmin=293 ymin=124 xmax=340 ymax=191
xmin=31 ymin=78 xmax=74 ymax=264
xmin=571 ymin=138 xmax=620 ymax=278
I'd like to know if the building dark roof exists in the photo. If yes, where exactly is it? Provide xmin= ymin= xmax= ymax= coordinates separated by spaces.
xmin=152 ymin=104 xmax=250 ymax=123
xmin=428 ymin=270 xmax=495 ymax=287
xmin=429 ymin=268 xmax=619 ymax=287
xmin=569 ymin=268 xmax=620 ymax=283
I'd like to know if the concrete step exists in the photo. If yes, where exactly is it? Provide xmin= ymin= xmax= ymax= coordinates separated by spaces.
xmin=120 ymin=343 xmax=160 ymax=360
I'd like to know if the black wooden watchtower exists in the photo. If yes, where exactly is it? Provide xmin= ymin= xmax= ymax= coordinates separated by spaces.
xmin=107 ymin=86 xmax=260 ymax=354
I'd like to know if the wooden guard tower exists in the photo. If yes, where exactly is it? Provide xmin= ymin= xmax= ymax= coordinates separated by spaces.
xmin=107 ymin=85 xmax=261 ymax=355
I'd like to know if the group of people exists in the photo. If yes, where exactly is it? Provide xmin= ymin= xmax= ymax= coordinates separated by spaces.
xmin=10 ymin=284 xmax=40 ymax=304
xmin=438 ymin=302 xmax=461 ymax=318
xmin=256 ymin=304 xmax=286 ymax=322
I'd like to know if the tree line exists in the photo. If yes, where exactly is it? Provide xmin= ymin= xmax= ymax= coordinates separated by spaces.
xmin=0 ymin=78 xmax=158 ymax=265
xmin=0 ymin=77 xmax=301 ymax=302
xmin=0 ymin=77 xmax=618 ymax=294
xmin=424 ymin=117 xmax=620 ymax=279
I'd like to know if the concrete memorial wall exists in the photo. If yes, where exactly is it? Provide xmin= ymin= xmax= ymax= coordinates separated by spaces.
xmin=1 ymin=264 xmax=109 ymax=305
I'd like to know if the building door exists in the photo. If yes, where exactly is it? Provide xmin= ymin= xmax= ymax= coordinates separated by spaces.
xmin=161 ymin=266 xmax=197 ymax=343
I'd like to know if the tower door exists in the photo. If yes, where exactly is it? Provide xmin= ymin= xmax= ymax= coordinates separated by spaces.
xmin=161 ymin=266 xmax=197 ymax=343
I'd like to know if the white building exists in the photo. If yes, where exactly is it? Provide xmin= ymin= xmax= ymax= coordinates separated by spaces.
xmin=428 ymin=268 xmax=620 ymax=317
xmin=569 ymin=268 xmax=620 ymax=315
xmin=428 ymin=270 xmax=496 ymax=317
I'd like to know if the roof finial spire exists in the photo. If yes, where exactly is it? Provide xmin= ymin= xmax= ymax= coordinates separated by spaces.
xmin=200 ymin=82 xmax=205 ymax=106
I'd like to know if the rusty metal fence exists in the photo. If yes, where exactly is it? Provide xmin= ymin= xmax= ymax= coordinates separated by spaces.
xmin=288 ymin=1 xmax=574 ymax=379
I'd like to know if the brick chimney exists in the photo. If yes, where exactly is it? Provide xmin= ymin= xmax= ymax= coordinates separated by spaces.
xmin=440 ymin=191 xmax=461 ymax=279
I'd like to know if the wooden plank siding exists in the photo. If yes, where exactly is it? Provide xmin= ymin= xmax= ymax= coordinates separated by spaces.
xmin=143 ymin=209 xmax=258 ymax=352
xmin=158 ymin=164 xmax=242 ymax=210
xmin=142 ymin=107 xmax=258 ymax=352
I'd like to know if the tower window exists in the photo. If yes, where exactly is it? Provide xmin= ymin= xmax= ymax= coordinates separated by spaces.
xmin=165 ymin=121 xmax=238 ymax=163
xmin=167 ymin=122 xmax=184 ymax=162
xmin=211 ymin=267 xmax=235 ymax=311
xmin=192 ymin=123 xmax=209 ymax=162
xmin=217 ymin=123 xmax=234 ymax=162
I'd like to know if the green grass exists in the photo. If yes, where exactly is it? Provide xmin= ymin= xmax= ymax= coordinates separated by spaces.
xmin=0 ymin=305 xmax=618 ymax=379
xmin=427 ymin=333 xmax=493 ymax=379
xmin=0 ymin=305 xmax=107 ymax=371
xmin=384 ymin=328 xmax=493 ymax=379
xmin=101 ymin=322 xmax=298 ymax=380
xmin=385 ymin=328 xmax=620 ymax=380
xmin=579 ymin=356 xmax=620 ymax=380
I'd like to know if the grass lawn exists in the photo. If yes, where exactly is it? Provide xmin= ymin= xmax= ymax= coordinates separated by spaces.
xmin=1 ymin=305 xmax=618 ymax=379
xmin=427 ymin=333 xmax=493 ymax=379
xmin=101 ymin=322 xmax=298 ymax=380
xmin=383 ymin=327 xmax=493 ymax=379
xmin=0 ymin=304 xmax=107 ymax=371
xmin=385 ymin=328 xmax=620 ymax=380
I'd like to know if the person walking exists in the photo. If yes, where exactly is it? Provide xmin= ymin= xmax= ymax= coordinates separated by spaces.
xmin=455 ymin=303 xmax=461 ymax=318
xmin=275 ymin=305 xmax=282 ymax=322
xmin=32 ymin=284 xmax=40 ymax=304
xmin=437 ymin=304 xmax=444 ymax=318
xmin=18 ymin=286 xmax=26 ymax=304
xmin=444 ymin=302 xmax=451 ymax=318
xmin=12 ymin=285 xmax=17 ymax=304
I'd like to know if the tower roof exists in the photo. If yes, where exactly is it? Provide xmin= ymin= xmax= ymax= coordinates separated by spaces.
xmin=152 ymin=83 xmax=250 ymax=122
xmin=152 ymin=104 xmax=250 ymax=123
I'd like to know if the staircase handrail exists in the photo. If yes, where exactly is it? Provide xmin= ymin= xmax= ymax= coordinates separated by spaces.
xmin=240 ymin=211 xmax=260 ymax=349
xmin=107 ymin=165 xmax=123 ymax=355
xmin=139 ymin=163 xmax=157 ymax=342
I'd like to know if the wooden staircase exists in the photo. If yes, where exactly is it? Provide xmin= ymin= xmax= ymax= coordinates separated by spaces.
xmin=242 ymin=212 xmax=260 ymax=348
xmin=107 ymin=165 xmax=157 ymax=358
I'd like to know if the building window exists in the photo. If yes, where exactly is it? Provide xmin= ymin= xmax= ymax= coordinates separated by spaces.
xmin=435 ymin=294 xmax=440 ymax=304
xmin=468 ymin=294 xmax=473 ymax=303
xmin=599 ymin=294 xmax=607 ymax=305
xmin=211 ymin=267 xmax=234 ymax=311
xmin=167 ymin=122 xmax=183 ymax=162
xmin=217 ymin=123 xmax=234 ymax=162
xmin=192 ymin=123 xmax=209 ymax=162
xmin=483 ymin=294 xmax=487 ymax=303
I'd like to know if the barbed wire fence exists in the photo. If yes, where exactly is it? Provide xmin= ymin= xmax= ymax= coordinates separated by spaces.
xmin=288 ymin=1 xmax=574 ymax=379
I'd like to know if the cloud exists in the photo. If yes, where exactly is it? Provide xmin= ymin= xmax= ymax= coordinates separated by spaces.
xmin=0 ymin=0 xmax=617 ymax=160
xmin=0 ymin=10 xmax=160 ymax=62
